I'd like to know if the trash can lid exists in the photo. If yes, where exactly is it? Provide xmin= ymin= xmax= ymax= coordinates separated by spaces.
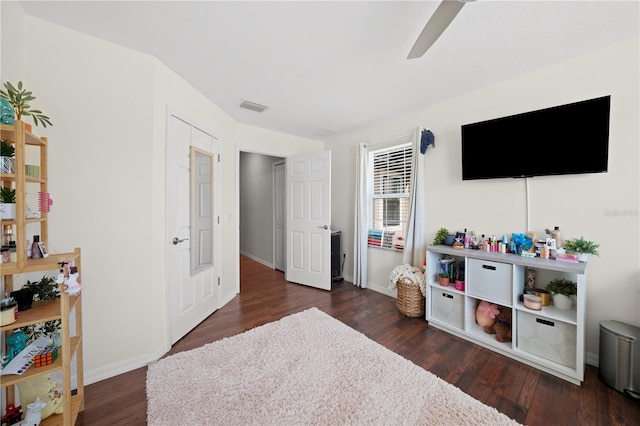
xmin=600 ymin=320 xmax=640 ymax=341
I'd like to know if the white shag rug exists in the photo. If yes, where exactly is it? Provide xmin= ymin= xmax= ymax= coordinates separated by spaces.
xmin=146 ymin=308 xmax=520 ymax=425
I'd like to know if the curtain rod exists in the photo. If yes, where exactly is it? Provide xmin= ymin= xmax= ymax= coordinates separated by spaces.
xmin=363 ymin=128 xmax=420 ymax=148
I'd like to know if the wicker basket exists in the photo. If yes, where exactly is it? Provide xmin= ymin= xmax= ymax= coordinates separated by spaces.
xmin=396 ymin=277 xmax=425 ymax=317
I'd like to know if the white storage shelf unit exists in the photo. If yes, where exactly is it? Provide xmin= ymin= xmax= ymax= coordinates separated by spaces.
xmin=426 ymin=245 xmax=587 ymax=385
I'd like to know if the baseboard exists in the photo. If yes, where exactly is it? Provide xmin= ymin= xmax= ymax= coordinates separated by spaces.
xmin=239 ymin=250 xmax=274 ymax=269
xmin=338 ymin=274 xmax=396 ymax=298
xmin=365 ymin=282 xmax=397 ymax=298
xmin=84 ymin=346 xmax=168 ymax=385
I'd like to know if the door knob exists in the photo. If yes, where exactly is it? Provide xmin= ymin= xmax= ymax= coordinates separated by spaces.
xmin=318 ymin=225 xmax=330 ymax=230
xmin=172 ymin=237 xmax=189 ymax=245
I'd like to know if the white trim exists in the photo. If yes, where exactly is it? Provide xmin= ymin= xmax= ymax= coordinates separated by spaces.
xmin=240 ymin=250 xmax=274 ymax=269
xmin=272 ymin=159 xmax=286 ymax=271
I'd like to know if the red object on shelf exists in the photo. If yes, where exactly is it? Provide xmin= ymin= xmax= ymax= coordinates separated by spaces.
xmin=1 ymin=403 xmax=22 ymax=425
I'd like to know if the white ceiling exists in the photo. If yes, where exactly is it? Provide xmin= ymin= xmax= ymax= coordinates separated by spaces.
xmin=18 ymin=1 xmax=640 ymax=141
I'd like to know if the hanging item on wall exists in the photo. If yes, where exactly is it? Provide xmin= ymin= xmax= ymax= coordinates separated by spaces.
xmin=420 ymin=129 xmax=435 ymax=154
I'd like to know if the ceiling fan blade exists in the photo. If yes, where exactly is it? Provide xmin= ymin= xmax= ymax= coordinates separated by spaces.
xmin=407 ymin=0 xmax=466 ymax=59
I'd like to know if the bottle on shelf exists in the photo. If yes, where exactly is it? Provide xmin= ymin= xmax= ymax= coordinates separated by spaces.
xmin=551 ymin=226 xmax=563 ymax=248
xmin=31 ymin=235 xmax=42 ymax=259
xmin=469 ymin=231 xmax=478 ymax=249
xmin=2 ymin=224 xmax=13 ymax=246
xmin=479 ymin=234 xmax=488 ymax=251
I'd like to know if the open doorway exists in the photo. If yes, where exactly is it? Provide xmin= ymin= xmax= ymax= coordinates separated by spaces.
xmin=239 ymin=152 xmax=285 ymax=270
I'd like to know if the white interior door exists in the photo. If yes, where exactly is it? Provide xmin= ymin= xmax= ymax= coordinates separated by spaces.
xmin=167 ymin=113 xmax=220 ymax=344
xmin=285 ymin=151 xmax=331 ymax=290
xmin=274 ymin=161 xmax=285 ymax=271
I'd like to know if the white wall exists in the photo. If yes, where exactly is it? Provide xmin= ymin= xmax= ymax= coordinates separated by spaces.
xmin=1 ymin=2 xmax=323 ymax=384
xmin=328 ymin=37 xmax=640 ymax=363
xmin=239 ymin=152 xmax=284 ymax=266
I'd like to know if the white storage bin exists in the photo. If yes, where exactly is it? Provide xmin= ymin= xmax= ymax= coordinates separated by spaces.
xmin=466 ymin=258 xmax=512 ymax=306
xmin=431 ymin=288 xmax=464 ymax=329
xmin=517 ymin=310 xmax=576 ymax=368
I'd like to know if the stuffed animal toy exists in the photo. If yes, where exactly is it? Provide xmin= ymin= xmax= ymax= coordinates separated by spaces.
xmin=475 ymin=300 xmax=498 ymax=328
xmin=484 ymin=306 xmax=512 ymax=343
xmin=19 ymin=397 xmax=46 ymax=426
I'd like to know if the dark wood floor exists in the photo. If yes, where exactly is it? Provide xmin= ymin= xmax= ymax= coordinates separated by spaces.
xmin=76 ymin=256 xmax=639 ymax=425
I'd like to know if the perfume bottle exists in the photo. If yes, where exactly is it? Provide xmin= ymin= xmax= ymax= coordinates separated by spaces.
xmin=31 ymin=235 xmax=42 ymax=259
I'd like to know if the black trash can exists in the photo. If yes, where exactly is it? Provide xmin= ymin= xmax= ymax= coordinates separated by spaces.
xmin=599 ymin=320 xmax=640 ymax=400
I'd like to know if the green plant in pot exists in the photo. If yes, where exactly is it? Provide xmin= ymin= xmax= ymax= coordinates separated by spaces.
xmin=0 ymin=81 xmax=53 ymax=128
xmin=433 ymin=227 xmax=449 ymax=246
xmin=545 ymin=278 xmax=577 ymax=310
xmin=564 ymin=236 xmax=599 ymax=262
xmin=15 ymin=275 xmax=61 ymax=342
xmin=1 ymin=139 xmax=15 ymax=174
xmin=24 ymin=275 xmax=60 ymax=302
xmin=0 ymin=186 xmax=16 ymax=220
xmin=438 ymin=272 xmax=450 ymax=286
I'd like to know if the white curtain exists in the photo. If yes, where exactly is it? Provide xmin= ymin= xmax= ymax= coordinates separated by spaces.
xmin=353 ymin=143 xmax=369 ymax=288
xmin=402 ymin=127 xmax=427 ymax=268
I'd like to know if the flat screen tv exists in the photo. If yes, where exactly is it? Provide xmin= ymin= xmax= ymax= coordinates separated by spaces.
xmin=461 ymin=95 xmax=610 ymax=180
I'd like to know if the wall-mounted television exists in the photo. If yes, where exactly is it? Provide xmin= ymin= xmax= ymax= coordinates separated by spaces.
xmin=461 ymin=95 xmax=610 ymax=180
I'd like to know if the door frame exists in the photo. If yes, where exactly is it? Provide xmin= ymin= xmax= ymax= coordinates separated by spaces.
xmin=235 ymin=147 xmax=288 ymax=295
xmin=273 ymin=160 xmax=286 ymax=272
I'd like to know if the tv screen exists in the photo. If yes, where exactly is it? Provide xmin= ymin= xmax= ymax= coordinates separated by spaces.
xmin=461 ymin=96 xmax=610 ymax=180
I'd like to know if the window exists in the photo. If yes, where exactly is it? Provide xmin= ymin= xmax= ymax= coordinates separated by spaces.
xmin=368 ymin=143 xmax=412 ymax=250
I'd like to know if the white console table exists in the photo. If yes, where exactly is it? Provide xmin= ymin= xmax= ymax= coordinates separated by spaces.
xmin=426 ymin=245 xmax=587 ymax=385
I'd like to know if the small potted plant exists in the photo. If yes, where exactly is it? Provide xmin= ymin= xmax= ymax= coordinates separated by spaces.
xmin=1 ymin=139 xmax=15 ymax=174
xmin=545 ymin=278 xmax=577 ymax=310
xmin=23 ymin=275 xmax=60 ymax=302
xmin=0 ymin=186 xmax=16 ymax=220
xmin=0 ymin=81 xmax=53 ymax=129
xmin=433 ymin=227 xmax=449 ymax=246
xmin=438 ymin=272 xmax=450 ymax=286
xmin=14 ymin=276 xmax=61 ymax=342
xmin=564 ymin=236 xmax=599 ymax=262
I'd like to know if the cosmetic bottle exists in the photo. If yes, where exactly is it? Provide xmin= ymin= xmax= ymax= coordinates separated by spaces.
xmin=31 ymin=235 xmax=42 ymax=259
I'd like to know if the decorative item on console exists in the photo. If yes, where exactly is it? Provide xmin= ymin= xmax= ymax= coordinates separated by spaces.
xmin=432 ymin=227 xmax=449 ymax=246
xmin=531 ymin=288 xmax=550 ymax=306
xmin=454 ymin=261 xmax=465 ymax=291
xmin=523 ymin=294 xmax=542 ymax=310
xmin=564 ymin=236 xmax=599 ymax=262
xmin=484 ymin=306 xmax=512 ymax=342
xmin=436 ymin=258 xmax=455 ymax=285
xmin=545 ymin=278 xmax=577 ymax=310
xmin=475 ymin=300 xmax=499 ymax=328
xmin=510 ymin=233 xmax=533 ymax=256
xmin=452 ymin=230 xmax=465 ymax=250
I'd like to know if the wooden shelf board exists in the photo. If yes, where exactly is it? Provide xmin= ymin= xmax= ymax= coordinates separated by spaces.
xmin=0 ymin=251 xmax=80 ymax=275
xmin=39 ymin=394 xmax=83 ymax=426
xmin=1 ymin=357 xmax=62 ymax=387
xmin=1 ymin=299 xmax=62 ymax=331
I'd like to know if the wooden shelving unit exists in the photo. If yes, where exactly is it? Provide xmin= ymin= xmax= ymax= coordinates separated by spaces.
xmin=1 ymin=120 xmax=83 ymax=425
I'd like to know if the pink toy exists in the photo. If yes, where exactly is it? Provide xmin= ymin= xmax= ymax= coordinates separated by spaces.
xmin=475 ymin=300 xmax=499 ymax=328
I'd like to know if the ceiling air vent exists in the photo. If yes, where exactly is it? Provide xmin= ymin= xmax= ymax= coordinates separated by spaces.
xmin=239 ymin=100 xmax=269 ymax=113
xmin=312 ymin=128 xmax=338 ymax=137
